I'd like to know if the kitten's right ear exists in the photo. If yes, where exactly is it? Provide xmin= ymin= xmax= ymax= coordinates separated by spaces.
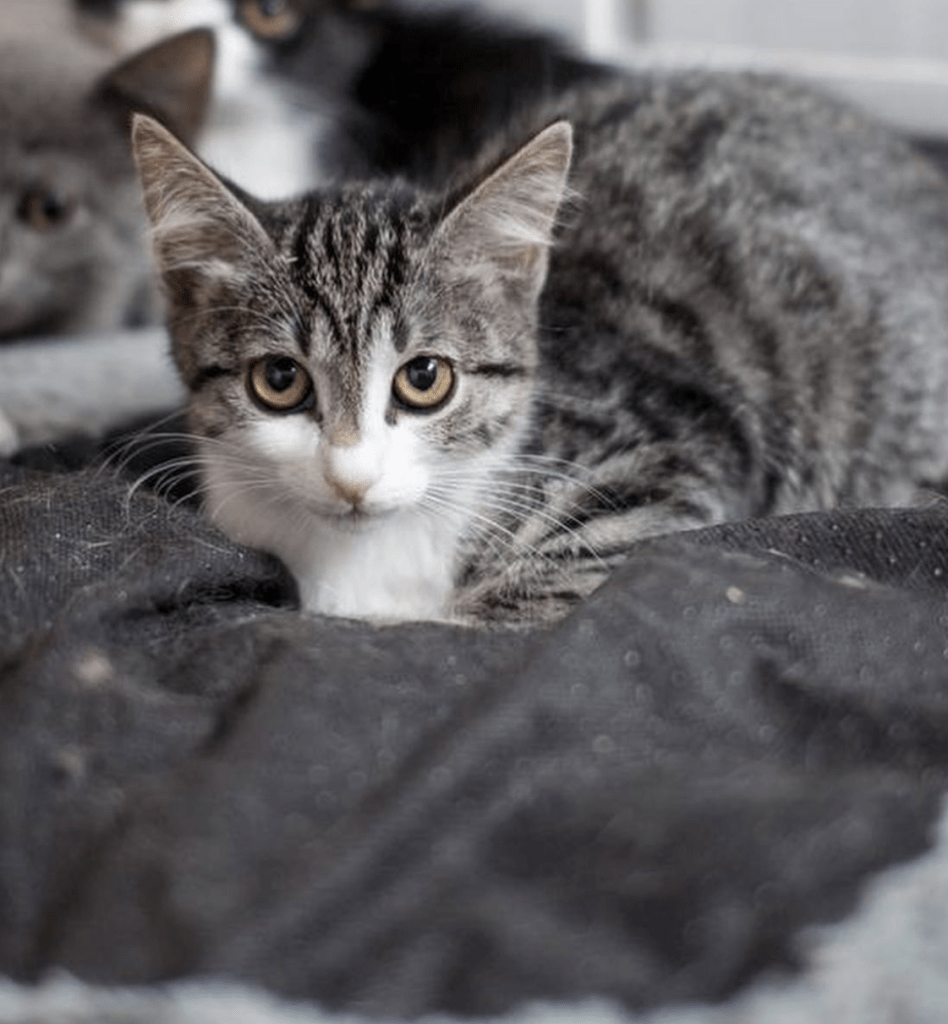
xmin=132 ymin=114 xmax=274 ymax=283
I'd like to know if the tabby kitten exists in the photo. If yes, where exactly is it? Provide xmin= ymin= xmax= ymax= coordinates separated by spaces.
xmin=0 ymin=22 xmax=214 ymax=340
xmin=132 ymin=68 xmax=948 ymax=627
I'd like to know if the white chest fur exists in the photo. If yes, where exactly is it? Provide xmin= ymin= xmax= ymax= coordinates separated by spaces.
xmin=202 ymin=460 xmax=462 ymax=624
xmin=294 ymin=513 xmax=459 ymax=622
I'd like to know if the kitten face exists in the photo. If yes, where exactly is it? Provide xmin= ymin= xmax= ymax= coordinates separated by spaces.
xmin=175 ymin=191 xmax=542 ymax=618
xmin=133 ymin=114 xmax=572 ymax=620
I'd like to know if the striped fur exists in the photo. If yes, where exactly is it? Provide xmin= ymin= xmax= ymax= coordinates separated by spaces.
xmin=134 ymin=70 xmax=948 ymax=627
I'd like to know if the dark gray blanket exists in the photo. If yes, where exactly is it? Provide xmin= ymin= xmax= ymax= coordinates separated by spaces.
xmin=2 ymin=454 xmax=948 ymax=1021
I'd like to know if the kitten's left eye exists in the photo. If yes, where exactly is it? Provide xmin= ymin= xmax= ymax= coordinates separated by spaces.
xmin=248 ymin=355 xmax=314 ymax=412
xmin=18 ymin=187 xmax=74 ymax=231
xmin=392 ymin=356 xmax=455 ymax=411
xmin=239 ymin=0 xmax=302 ymax=39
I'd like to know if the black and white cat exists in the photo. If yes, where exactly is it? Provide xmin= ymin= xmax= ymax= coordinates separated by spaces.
xmin=75 ymin=0 xmax=321 ymax=197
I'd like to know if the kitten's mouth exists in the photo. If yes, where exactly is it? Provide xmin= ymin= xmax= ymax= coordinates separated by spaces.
xmin=316 ymin=504 xmax=400 ymax=532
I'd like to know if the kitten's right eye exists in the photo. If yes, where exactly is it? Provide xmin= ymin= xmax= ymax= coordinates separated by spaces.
xmin=248 ymin=355 xmax=314 ymax=412
xmin=392 ymin=356 xmax=455 ymax=411
xmin=18 ymin=187 xmax=73 ymax=231
xmin=239 ymin=0 xmax=302 ymax=39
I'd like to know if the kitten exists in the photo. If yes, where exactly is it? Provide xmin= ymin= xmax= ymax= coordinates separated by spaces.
xmin=227 ymin=0 xmax=609 ymax=185
xmin=131 ymin=61 xmax=948 ymax=628
xmin=0 ymin=20 xmax=214 ymax=341
xmin=75 ymin=0 xmax=321 ymax=199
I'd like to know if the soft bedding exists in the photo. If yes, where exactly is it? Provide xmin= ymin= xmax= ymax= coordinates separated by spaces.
xmin=2 ymin=418 xmax=948 ymax=1022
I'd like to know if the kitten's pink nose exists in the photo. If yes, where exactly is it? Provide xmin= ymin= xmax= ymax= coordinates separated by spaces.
xmin=324 ymin=474 xmax=369 ymax=507
xmin=321 ymin=443 xmax=381 ymax=508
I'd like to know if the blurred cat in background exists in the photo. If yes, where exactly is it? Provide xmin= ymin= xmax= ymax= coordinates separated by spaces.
xmin=228 ymin=0 xmax=609 ymax=183
xmin=79 ymin=0 xmax=606 ymax=189
xmin=0 ymin=4 xmax=215 ymax=340
xmin=231 ymin=0 xmax=609 ymax=184
xmin=75 ymin=0 xmax=321 ymax=198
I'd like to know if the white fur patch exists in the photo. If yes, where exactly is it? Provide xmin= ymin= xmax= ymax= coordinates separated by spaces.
xmin=203 ymin=425 xmax=460 ymax=622
xmin=115 ymin=0 xmax=322 ymax=198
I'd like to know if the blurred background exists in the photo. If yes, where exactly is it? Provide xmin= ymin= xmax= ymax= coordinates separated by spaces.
xmin=478 ymin=0 xmax=948 ymax=136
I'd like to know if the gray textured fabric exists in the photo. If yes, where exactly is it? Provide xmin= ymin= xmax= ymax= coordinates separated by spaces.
xmin=2 ymin=458 xmax=948 ymax=1018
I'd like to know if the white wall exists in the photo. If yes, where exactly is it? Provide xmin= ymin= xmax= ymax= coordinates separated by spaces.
xmin=475 ymin=0 xmax=948 ymax=134
xmin=646 ymin=0 xmax=948 ymax=61
xmin=465 ymin=0 xmax=586 ymax=40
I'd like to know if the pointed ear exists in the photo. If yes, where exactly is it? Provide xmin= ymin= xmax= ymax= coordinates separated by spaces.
xmin=95 ymin=28 xmax=215 ymax=146
xmin=131 ymin=113 xmax=274 ymax=284
xmin=435 ymin=121 xmax=573 ymax=300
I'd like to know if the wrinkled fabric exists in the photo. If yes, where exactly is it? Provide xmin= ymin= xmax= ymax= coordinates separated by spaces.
xmin=2 ymin=456 xmax=948 ymax=1018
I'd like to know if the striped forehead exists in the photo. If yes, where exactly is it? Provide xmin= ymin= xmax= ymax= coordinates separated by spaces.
xmin=286 ymin=193 xmax=415 ymax=362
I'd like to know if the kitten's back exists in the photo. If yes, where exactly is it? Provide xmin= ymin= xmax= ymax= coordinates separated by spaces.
xmin=442 ymin=71 xmax=948 ymax=621
xmin=533 ymin=72 xmax=948 ymax=510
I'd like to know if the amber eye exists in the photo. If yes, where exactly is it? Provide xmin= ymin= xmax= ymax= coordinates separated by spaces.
xmin=18 ymin=187 xmax=73 ymax=231
xmin=392 ymin=356 xmax=455 ymax=411
xmin=248 ymin=355 xmax=313 ymax=412
xmin=239 ymin=0 xmax=302 ymax=39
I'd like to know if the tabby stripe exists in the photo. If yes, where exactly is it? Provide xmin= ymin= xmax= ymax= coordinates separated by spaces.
xmin=621 ymin=358 xmax=757 ymax=484
xmin=469 ymin=362 xmax=528 ymax=378
xmin=587 ymin=96 xmax=645 ymax=137
xmin=190 ymin=364 xmax=235 ymax=391
xmin=354 ymin=232 xmax=383 ymax=310
xmin=588 ymin=279 xmax=719 ymax=374
xmin=533 ymin=487 xmax=711 ymax=549
xmin=664 ymin=111 xmax=727 ymax=177
xmin=321 ymin=216 xmax=339 ymax=271
xmin=380 ymin=218 xmax=410 ymax=296
xmin=635 ymin=287 xmax=716 ymax=368
xmin=289 ymin=204 xmax=324 ymax=356
xmin=391 ymin=314 xmax=409 ymax=353
xmin=539 ymin=405 xmax=616 ymax=444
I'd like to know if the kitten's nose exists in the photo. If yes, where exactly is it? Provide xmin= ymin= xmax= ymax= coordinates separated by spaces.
xmin=321 ymin=443 xmax=381 ymax=508
xmin=325 ymin=474 xmax=370 ymax=507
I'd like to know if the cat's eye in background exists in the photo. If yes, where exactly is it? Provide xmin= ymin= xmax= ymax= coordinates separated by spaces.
xmin=17 ymin=187 xmax=74 ymax=231
xmin=392 ymin=356 xmax=455 ymax=411
xmin=248 ymin=355 xmax=314 ymax=412
xmin=239 ymin=0 xmax=302 ymax=40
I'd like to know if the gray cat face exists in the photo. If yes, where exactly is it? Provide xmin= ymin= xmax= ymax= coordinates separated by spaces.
xmin=0 ymin=28 xmax=214 ymax=340
xmin=132 ymin=114 xmax=571 ymax=616
xmin=0 ymin=124 xmax=145 ymax=337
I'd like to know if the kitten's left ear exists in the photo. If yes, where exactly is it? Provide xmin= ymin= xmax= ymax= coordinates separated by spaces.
xmin=95 ymin=28 xmax=216 ymax=147
xmin=435 ymin=121 xmax=573 ymax=301
xmin=131 ymin=113 xmax=275 ymax=283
